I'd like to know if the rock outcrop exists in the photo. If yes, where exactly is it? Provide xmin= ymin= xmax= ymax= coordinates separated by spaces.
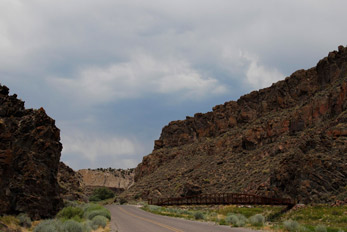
xmin=127 ymin=46 xmax=347 ymax=203
xmin=58 ymin=162 xmax=87 ymax=202
xmin=0 ymin=85 xmax=63 ymax=219
xmin=78 ymin=168 xmax=135 ymax=195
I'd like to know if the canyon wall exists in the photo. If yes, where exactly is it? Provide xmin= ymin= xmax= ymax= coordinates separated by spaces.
xmin=78 ymin=168 xmax=135 ymax=195
xmin=58 ymin=162 xmax=87 ymax=202
xmin=0 ymin=85 xmax=63 ymax=219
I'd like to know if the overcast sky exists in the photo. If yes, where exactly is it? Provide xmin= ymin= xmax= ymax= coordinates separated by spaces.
xmin=1 ymin=0 xmax=346 ymax=170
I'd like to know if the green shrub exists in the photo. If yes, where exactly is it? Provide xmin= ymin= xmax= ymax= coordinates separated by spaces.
xmin=88 ymin=195 xmax=101 ymax=202
xmin=82 ymin=203 xmax=104 ymax=213
xmin=34 ymin=219 xmax=63 ymax=232
xmin=194 ymin=211 xmax=205 ymax=220
xmin=91 ymin=216 xmax=108 ymax=229
xmin=226 ymin=214 xmax=247 ymax=227
xmin=82 ymin=204 xmax=107 ymax=219
xmin=238 ymin=214 xmax=247 ymax=223
xmin=209 ymin=212 xmax=217 ymax=217
xmin=218 ymin=206 xmax=265 ymax=218
xmin=148 ymin=205 xmax=162 ymax=212
xmin=249 ymin=214 xmax=265 ymax=227
xmin=62 ymin=220 xmax=83 ymax=232
xmin=64 ymin=201 xmax=80 ymax=208
xmin=185 ymin=210 xmax=194 ymax=216
xmin=89 ymin=187 xmax=115 ymax=201
xmin=226 ymin=214 xmax=239 ymax=226
xmin=219 ymin=218 xmax=227 ymax=225
xmin=84 ymin=209 xmax=111 ymax=220
xmin=284 ymin=220 xmax=300 ymax=232
xmin=299 ymin=225 xmax=309 ymax=232
xmin=81 ymin=220 xmax=93 ymax=232
xmin=57 ymin=206 xmax=84 ymax=221
xmin=315 ymin=225 xmax=327 ymax=232
xmin=90 ymin=222 xmax=99 ymax=231
xmin=167 ymin=208 xmax=179 ymax=214
xmin=17 ymin=213 xmax=32 ymax=228
xmin=81 ymin=203 xmax=110 ymax=220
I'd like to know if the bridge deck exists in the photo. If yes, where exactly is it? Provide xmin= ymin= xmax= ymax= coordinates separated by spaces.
xmin=148 ymin=193 xmax=295 ymax=206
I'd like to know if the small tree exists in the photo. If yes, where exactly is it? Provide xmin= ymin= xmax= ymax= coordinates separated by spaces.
xmin=284 ymin=220 xmax=300 ymax=232
xmin=249 ymin=214 xmax=265 ymax=227
xmin=89 ymin=187 xmax=115 ymax=202
xmin=194 ymin=211 xmax=205 ymax=220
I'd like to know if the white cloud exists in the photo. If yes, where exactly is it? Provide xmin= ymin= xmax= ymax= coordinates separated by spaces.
xmin=48 ymin=54 xmax=226 ymax=104
xmin=61 ymin=130 xmax=140 ymax=168
xmin=241 ymin=52 xmax=285 ymax=89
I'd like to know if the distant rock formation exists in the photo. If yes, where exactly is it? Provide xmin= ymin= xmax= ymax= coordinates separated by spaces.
xmin=0 ymin=85 xmax=63 ymax=219
xmin=58 ymin=162 xmax=87 ymax=202
xmin=78 ymin=168 xmax=135 ymax=195
xmin=127 ymin=46 xmax=347 ymax=203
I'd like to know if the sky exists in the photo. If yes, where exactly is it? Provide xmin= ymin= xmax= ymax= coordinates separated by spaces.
xmin=1 ymin=0 xmax=347 ymax=170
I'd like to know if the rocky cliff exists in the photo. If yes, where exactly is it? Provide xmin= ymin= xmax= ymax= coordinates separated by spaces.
xmin=58 ymin=162 xmax=87 ymax=202
xmin=78 ymin=168 xmax=135 ymax=195
xmin=0 ymin=85 xmax=63 ymax=219
xmin=127 ymin=46 xmax=347 ymax=203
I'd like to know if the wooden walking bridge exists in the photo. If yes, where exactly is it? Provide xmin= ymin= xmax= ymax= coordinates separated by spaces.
xmin=148 ymin=192 xmax=295 ymax=208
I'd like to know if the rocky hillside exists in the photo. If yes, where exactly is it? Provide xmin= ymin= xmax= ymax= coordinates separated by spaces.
xmin=58 ymin=162 xmax=87 ymax=202
xmin=0 ymin=85 xmax=63 ymax=219
xmin=78 ymin=168 xmax=135 ymax=195
xmin=126 ymin=46 xmax=347 ymax=203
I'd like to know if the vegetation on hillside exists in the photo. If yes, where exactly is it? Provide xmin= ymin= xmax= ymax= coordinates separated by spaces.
xmin=88 ymin=167 xmax=134 ymax=178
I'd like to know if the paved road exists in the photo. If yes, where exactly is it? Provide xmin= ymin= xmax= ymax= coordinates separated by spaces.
xmin=106 ymin=205 xmax=256 ymax=232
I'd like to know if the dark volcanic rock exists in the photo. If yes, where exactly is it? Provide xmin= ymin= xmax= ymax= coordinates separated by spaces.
xmin=0 ymin=85 xmax=63 ymax=219
xmin=58 ymin=162 xmax=87 ymax=202
xmin=127 ymin=46 xmax=347 ymax=204
xmin=180 ymin=182 xmax=202 ymax=197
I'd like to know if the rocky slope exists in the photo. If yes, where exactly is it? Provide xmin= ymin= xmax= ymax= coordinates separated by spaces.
xmin=0 ymin=85 xmax=63 ymax=219
xmin=78 ymin=168 xmax=135 ymax=195
xmin=58 ymin=162 xmax=87 ymax=202
xmin=126 ymin=46 xmax=347 ymax=203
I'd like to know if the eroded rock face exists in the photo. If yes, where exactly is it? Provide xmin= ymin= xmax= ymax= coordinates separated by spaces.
xmin=0 ymin=85 xmax=63 ymax=219
xmin=58 ymin=162 xmax=87 ymax=202
xmin=78 ymin=168 xmax=135 ymax=196
xmin=128 ymin=46 xmax=347 ymax=203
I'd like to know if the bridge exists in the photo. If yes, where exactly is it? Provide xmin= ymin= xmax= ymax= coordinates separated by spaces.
xmin=148 ymin=192 xmax=295 ymax=207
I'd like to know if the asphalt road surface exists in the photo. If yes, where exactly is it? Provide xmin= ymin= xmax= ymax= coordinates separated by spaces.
xmin=106 ymin=205 xmax=256 ymax=232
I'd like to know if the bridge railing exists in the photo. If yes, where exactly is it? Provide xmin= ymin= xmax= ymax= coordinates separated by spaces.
xmin=148 ymin=193 xmax=295 ymax=206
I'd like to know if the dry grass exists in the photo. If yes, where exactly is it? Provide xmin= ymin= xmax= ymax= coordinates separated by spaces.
xmin=95 ymin=221 xmax=110 ymax=232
